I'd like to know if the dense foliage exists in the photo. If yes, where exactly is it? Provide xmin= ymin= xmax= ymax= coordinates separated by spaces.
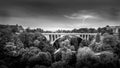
xmin=0 ymin=25 xmax=120 ymax=68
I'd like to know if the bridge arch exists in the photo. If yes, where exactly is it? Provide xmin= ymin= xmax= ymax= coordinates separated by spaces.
xmin=52 ymin=35 xmax=83 ymax=50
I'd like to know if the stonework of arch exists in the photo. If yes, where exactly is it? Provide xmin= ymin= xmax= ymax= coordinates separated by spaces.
xmin=52 ymin=35 xmax=83 ymax=51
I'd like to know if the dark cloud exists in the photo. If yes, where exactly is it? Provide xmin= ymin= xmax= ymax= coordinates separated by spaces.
xmin=0 ymin=0 xmax=120 ymax=19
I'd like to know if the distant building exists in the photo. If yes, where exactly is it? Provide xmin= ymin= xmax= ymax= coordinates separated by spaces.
xmin=110 ymin=26 xmax=120 ymax=34
xmin=103 ymin=25 xmax=120 ymax=35
xmin=110 ymin=26 xmax=120 ymax=39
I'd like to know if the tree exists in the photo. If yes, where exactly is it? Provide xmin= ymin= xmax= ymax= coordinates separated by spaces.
xmin=97 ymin=27 xmax=102 ymax=33
xmin=95 ymin=33 xmax=101 ymax=43
xmin=18 ymin=32 xmax=35 ymax=47
xmin=118 ymin=29 xmax=120 ymax=40
xmin=36 ymin=28 xmax=44 ymax=32
xmin=89 ymin=28 xmax=97 ymax=33
xmin=0 ymin=28 xmax=14 ymax=58
xmin=25 ymin=27 xmax=31 ymax=33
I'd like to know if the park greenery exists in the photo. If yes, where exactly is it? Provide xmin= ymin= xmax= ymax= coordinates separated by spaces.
xmin=0 ymin=24 xmax=120 ymax=68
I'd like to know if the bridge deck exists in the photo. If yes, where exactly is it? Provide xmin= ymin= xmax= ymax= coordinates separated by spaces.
xmin=42 ymin=33 xmax=97 ymax=35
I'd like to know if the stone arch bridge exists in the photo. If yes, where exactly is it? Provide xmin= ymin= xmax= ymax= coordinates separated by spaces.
xmin=42 ymin=33 xmax=97 ymax=43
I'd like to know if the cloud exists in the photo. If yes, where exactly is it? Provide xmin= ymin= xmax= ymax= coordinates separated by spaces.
xmin=64 ymin=14 xmax=97 ymax=20
xmin=64 ymin=10 xmax=101 ymax=23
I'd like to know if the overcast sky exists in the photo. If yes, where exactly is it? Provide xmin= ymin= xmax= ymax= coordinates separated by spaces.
xmin=0 ymin=0 xmax=120 ymax=31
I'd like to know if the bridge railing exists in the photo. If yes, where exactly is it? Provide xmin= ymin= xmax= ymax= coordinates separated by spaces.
xmin=42 ymin=33 xmax=97 ymax=43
